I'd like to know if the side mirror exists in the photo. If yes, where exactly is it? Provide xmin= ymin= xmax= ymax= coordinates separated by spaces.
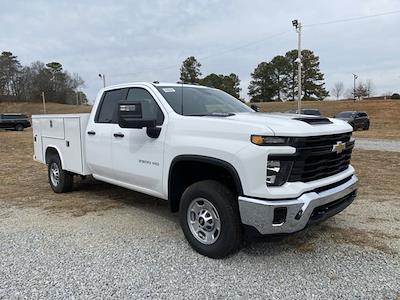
xmin=118 ymin=101 xmax=156 ymax=129
xmin=250 ymin=104 xmax=259 ymax=112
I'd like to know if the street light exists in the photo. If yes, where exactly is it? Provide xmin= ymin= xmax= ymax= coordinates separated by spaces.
xmin=98 ymin=74 xmax=106 ymax=88
xmin=292 ymin=19 xmax=302 ymax=113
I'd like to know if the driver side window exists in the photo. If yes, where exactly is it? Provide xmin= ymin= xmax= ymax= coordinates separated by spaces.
xmin=126 ymin=88 xmax=164 ymax=126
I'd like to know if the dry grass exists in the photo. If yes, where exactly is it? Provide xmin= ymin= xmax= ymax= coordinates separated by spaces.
xmin=0 ymin=129 xmax=164 ymax=217
xmin=0 ymin=101 xmax=92 ymax=115
xmin=257 ymin=99 xmax=400 ymax=140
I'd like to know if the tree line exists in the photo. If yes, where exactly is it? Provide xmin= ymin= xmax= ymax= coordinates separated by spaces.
xmin=179 ymin=49 xmax=330 ymax=102
xmin=179 ymin=56 xmax=241 ymax=99
xmin=0 ymin=51 xmax=87 ymax=104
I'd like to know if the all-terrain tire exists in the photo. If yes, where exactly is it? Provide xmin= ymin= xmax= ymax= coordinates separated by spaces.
xmin=47 ymin=155 xmax=73 ymax=193
xmin=179 ymin=180 xmax=242 ymax=259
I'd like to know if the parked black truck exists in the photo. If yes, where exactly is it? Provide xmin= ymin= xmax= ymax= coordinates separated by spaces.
xmin=0 ymin=113 xmax=31 ymax=131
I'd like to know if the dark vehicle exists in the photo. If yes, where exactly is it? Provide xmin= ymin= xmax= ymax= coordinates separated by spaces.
xmin=286 ymin=108 xmax=321 ymax=116
xmin=334 ymin=111 xmax=370 ymax=130
xmin=0 ymin=113 xmax=31 ymax=131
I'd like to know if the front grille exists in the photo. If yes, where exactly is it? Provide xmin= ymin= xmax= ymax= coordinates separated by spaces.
xmin=270 ymin=132 xmax=354 ymax=183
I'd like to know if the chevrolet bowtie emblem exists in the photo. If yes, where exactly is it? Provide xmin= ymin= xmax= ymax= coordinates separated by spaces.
xmin=332 ymin=141 xmax=346 ymax=154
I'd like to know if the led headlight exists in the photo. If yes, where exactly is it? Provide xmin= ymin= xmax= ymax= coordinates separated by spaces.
xmin=251 ymin=135 xmax=289 ymax=146
xmin=266 ymin=160 xmax=293 ymax=186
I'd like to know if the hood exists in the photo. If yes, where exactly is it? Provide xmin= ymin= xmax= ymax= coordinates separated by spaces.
xmin=223 ymin=112 xmax=353 ymax=136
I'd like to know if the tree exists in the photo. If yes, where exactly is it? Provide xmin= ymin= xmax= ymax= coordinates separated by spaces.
xmin=365 ymin=79 xmax=374 ymax=98
xmin=248 ymin=62 xmax=276 ymax=102
xmin=201 ymin=73 xmax=241 ymax=98
xmin=270 ymin=55 xmax=290 ymax=101
xmin=300 ymin=50 xmax=329 ymax=100
xmin=284 ymin=49 xmax=329 ymax=100
xmin=284 ymin=50 xmax=299 ymax=101
xmin=0 ymin=51 xmax=22 ymax=97
xmin=331 ymin=82 xmax=345 ymax=100
xmin=354 ymin=82 xmax=368 ymax=99
xmin=180 ymin=56 xmax=201 ymax=83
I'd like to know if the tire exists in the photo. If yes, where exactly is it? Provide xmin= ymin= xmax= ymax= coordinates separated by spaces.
xmin=15 ymin=124 xmax=24 ymax=131
xmin=47 ymin=155 xmax=73 ymax=193
xmin=363 ymin=121 xmax=370 ymax=130
xmin=179 ymin=180 xmax=242 ymax=259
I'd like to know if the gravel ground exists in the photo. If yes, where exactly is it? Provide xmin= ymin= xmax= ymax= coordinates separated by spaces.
xmin=0 ymin=205 xmax=399 ymax=299
xmin=355 ymin=138 xmax=400 ymax=152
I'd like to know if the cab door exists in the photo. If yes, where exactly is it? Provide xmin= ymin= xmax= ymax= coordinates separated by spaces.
xmin=111 ymin=87 xmax=166 ymax=196
xmin=86 ymin=88 xmax=127 ymax=179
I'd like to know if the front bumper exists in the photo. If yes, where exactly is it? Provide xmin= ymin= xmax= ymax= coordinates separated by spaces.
xmin=238 ymin=175 xmax=358 ymax=235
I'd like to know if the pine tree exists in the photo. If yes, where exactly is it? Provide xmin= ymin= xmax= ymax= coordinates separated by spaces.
xmin=180 ymin=56 xmax=202 ymax=83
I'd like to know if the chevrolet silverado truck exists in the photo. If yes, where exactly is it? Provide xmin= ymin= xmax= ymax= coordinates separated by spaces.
xmin=32 ymin=82 xmax=358 ymax=258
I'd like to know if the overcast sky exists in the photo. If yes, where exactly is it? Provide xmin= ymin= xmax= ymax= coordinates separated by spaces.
xmin=1 ymin=0 xmax=399 ymax=102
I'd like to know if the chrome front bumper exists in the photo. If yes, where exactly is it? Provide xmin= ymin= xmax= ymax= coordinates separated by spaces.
xmin=238 ymin=175 xmax=358 ymax=235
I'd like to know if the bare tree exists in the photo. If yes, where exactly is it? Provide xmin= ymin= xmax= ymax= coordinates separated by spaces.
xmin=354 ymin=82 xmax=368 ymax=99
xmin=331 ymin=81 xmax=344 ymax=100
xmin=365 ymin=79 xmax=374 ymax=98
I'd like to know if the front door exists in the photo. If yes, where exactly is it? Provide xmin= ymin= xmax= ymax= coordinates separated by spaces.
xmin=111 ymin=87 xmax=166 ymax=197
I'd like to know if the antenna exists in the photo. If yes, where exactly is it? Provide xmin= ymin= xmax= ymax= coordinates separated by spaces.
xmin=180 ymin=81 xmax=184 ymax=115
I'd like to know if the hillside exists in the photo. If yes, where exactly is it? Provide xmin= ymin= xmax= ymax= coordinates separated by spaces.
xmin=0 ymin=102 xmax=92 ymax=116
xmin=1 ymin=99 xmax=398 ymax=140
xmin=256 ymin=99 xmax=400 ymax=140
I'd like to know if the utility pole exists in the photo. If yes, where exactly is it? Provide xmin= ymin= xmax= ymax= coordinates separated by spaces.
xmin=352 ymin=73 xmax=358 ymax=102
xmin=292 ymin=19 xmax=302 ymax=113
xmin=98 ymin=74 xmax=106 ymax=88
xmin=41 ymin=92 xmax=46 ymax=113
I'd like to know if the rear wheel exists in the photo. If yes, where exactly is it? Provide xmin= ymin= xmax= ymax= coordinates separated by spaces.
xmin=14 ymin=124 xmax=24 ymax=131
xmin=47 ymin=155 xmax=73 ymax=193
xmin=363 ymin=121 xmax=370 ymax=130
xmin=179 ymin=180 xmax=242 ymax=258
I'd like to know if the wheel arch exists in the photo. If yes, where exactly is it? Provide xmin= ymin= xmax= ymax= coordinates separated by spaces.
xmin=45 ymin=146 xmax=64 ymax=167
xmin=168 ymin=155 xmax=243 ymax=212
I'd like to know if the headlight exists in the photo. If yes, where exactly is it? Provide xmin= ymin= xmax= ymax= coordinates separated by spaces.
xmin=251 ymin=135 xmax=289 ymax=146
xmin=266 ymin=160 xmax=293 ymax=186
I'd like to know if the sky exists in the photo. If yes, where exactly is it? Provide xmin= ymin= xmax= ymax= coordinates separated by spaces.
xmin=1 ymin=0 xmax=400 ymax=102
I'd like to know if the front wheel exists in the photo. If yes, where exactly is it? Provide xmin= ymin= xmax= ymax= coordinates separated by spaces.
xmin=179 ymin=180 xmax=242 ymax=258
xmin=48 ymin=155 xmax=73 ymax=193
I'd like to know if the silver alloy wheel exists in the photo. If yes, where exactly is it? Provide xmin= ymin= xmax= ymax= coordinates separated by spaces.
xmin=50 ymin=162 xmax=60 ymax=187
xmin=187 ymin=198 xmax=221 ymax=245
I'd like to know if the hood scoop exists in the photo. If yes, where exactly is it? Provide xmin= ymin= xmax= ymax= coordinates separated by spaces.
xmin=293 ymin=117 xmax=332 ymax=125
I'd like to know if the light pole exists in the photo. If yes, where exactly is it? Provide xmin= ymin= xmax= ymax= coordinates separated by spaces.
xmin=352 ymin=73 xmax=358 ymax=101
xmin=292 ymin=19 xmax=302 ymax=113
xmin=98 ymin=74 xmax=106 ymax=88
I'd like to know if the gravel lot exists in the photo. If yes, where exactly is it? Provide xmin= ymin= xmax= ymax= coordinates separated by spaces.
xmin=1 ymin=130 xmax=399 ymax=299
xmin=356 ymin=138 xmax=400 ymax=152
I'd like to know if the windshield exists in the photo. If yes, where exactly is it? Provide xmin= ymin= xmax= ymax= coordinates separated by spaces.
xmin=336 ymin=112 xmax=354 ymax=118
xmin=156 ymin=86 xmax=253 ymax=116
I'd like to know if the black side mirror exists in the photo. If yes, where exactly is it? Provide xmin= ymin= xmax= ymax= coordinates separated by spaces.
xmin=118 ymin=101 xmax=161 ymax=138
xmin=250 ymin=104 xmax=259 ymax=112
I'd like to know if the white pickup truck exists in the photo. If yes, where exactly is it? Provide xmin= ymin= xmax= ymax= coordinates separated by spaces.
xmin=32 ymin=82 xmax=358 ymax=258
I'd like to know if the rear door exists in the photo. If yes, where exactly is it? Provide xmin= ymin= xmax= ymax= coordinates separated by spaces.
xmin=86 ymin=88 xmax=128 ymax=178
xmin=111 ymin=86 xmax=167 ymax=196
